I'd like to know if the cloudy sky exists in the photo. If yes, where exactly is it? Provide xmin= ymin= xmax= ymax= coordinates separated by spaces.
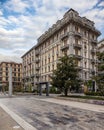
xmin=0 ymin=0 xmax=104 ymax=63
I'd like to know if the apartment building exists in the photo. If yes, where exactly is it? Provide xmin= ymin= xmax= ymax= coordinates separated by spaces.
xmin=0 ymin=62 xmax=22 ymax=91
xmin=22 ymin=9 xmax=101 ymax=90
xmin=98 ymin=39 xmax=104 ymax=52
xmin=22 ymin=46 xmax=35 ymax=91
xmin=98 ymin=39 xmax=104 ymax=77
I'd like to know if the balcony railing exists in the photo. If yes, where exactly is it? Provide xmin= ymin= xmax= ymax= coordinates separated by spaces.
xmin=60 ymin=32 xmax=69 ymax=40
xmin=35 ymin=50 xmax=40 ymax=56
xmin=91 ymin=70 xmax=95 ymax=75
xmin=73 ymin=44 xmax=82 ymax=49
xmin=74 ymin=54 xmax=82 ymax=60
xmin=74 ymin=32 xmax=82 ymax=38
xmin=76 ymin=66 xmax=83 ymax=70
xmin=35 ymin=67 xmax=40 ymax=71
xmin=61 ymin=44 xmax=69 ymax=50
xmin=91 ymin=59 xmax=96 ymax=63
xmin=98 ymin=71 xmax=104 ymax=75
xmin=35 ymin=73 xmax=40 ymax=78
xmin=35 ymin=59 xmax=40 ymax=63
xmin=91 ymin=40 xmax=97 ymax=45
xmin=56 ymin=51 xmax=59 ymax=55
xmin=91 ymin=49 xmax=96 ymax=54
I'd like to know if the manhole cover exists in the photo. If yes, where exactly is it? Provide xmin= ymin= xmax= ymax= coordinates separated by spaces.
xmin=13 ymin=125 xmax=20 ymax=129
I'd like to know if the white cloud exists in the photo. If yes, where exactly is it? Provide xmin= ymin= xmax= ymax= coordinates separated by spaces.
xmin=98 ymin=1 xmax=104 ymax=6
xmin=0 ymin=0 xmax=104 ymax=62
xmin=0 ymin=10 xmax=3 ymax=16
xmin=0 ymin=53 xmax=22 ymax=63
xmin=82 ymin=8 xmax=104 ymax=31
xmin=5 ymin=0 xmax=29 ymax=13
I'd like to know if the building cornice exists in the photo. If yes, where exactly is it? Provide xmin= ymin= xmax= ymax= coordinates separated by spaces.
xmin=21 ymin=45 xmax=36 ymax=58
xmin=35 ymin=8 xmax=101 ymax=48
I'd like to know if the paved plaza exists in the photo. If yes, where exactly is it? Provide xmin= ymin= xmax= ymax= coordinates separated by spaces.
xmin=0 ymin=95 xmax=104 ymax=130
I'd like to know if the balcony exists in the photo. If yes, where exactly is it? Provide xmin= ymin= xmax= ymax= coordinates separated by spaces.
xmin=91 ymin=59 xmax=96 ymax=63
xmin=74 ymin=32 xmax=82 ymax=38
xmin=35 ymin=50 xmax=40 ymax=56
xmin=91 ymin=70 xmax=95 ymax=75
xmin=35 ymin=67 xmax=40 ymax=71
xmin=76 ymin=66 xmax=83 ymax=70
xmin=56 ymin=51 xmax=59 ymax=55
xmin=91 ymin=49 xmax=96 ymax=54
xmin=60 ymin=33 xmax=69 ymax=40
xmin=98 ymin=71 xmax=104 ymax=75
xmin=35 ymin=59 xmax=40 ymax=63
xmin=91 ymin=40 xmax=97 ymax=45
xmin=36 ymin=73 xmax=40 ymax=78
xmin=31 ymin=74 xmax=35 ymax=78
xmin=73 ymin=44 xmax=82 ymax=49
xmin=74 ymin=54 xmax=82 ymax=60
xmin=48 ymin=54 xmax=50 ymax=58
xmin=61 ymin=44 xmax=69 ymax=50
xmin=28 ymin=61 xmax=31 ymax=65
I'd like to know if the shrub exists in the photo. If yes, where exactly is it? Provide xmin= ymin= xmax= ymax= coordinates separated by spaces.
xmin=85 ymin=91 xmax=104 ymax=96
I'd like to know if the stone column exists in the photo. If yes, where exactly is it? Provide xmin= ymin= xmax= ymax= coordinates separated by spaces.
xmin=9 ymin=67 xmax=12 ymax=97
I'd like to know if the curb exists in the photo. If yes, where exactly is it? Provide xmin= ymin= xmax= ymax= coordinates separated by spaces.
xmin=55 ymin=97 xmax=104 ymax=105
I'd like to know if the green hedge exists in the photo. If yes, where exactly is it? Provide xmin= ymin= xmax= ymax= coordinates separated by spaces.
xmin=85 ymin=91 xmax=104 ymax=96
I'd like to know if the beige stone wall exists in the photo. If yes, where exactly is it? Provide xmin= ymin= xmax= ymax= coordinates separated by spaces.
xmin=22 ymin=9 xmax=100 ymax=86
xmin=0 ymin=62 xmax=22 ymax=88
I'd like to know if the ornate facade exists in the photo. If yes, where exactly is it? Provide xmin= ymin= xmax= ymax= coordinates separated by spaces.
xmin=98 ymin=39 xmax=104 ymax=53
xmin=22 ymin=9 xmax=101 ymax=90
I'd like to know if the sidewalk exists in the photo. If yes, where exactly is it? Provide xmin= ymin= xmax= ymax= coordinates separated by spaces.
xmin=0 ymin=107 xmax=24 ymax=130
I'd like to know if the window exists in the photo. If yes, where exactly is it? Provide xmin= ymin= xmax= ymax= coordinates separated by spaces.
xmin=92 ymin=34 xmax=94 ymax=39
xmin=85 ymin=72 xmax=87 ymax=79
xmin=75 ymin=60 xmax=78 ymax=66
xmin=42 ymin=60 xmax=43 ymax=66
xmin=56 ymin=33 xmax=58 ymax=40
xmin=48 ymin=58 xmax=50 ymax=63
xmin=48 ymin=66 xmax=50 ymax=72
xmin=52 ymin=56 xmax=54 ymax=61
xmin=45 ymin=67 xmax=47 ymax=73
xmin=75 ymin=38 xmax=78 ymax=44
xmin=45 ymin=59 xmax=47 ymax=65
xmin=6 ymin=72 xmax=8 ymax=76
xmin=52 ymin=64 xmax=54 ymax=70
xmin=84 ymin=45 xmax=87 ymax=50
xmin=75 ymin=26 xmax=78 ymax=32
xmin=64 ymin=27 xmax=67 ymax=34
xmin=84 ymin=52 xmax=87 ymax=57
xmin=64 ymin=39 xmax=67 ymax=45
xmin=75 ymin=49 xmax=78 ymax=55
xmin=84 ymin=31 xmax=87 ymax=36
xmin=85 ymin=62 xmax=87 ymax=68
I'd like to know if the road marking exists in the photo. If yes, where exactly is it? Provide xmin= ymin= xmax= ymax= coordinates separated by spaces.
xmin=0 ymin=103 xmax=37 ymax=130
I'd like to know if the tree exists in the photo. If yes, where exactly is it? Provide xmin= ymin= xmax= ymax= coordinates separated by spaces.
xmin=50 ymin=54 xmax=81 ymax=96
xmin=95 ymin=52 xmax=104 ymax=94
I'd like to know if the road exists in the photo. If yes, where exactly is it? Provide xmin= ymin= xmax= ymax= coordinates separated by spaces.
xmin=0 ymin=95 xmax=104 ymax=130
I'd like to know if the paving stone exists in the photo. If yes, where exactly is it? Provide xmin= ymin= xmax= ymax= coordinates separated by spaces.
xmin=0 ymin=96 xmax=104 ymax=130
